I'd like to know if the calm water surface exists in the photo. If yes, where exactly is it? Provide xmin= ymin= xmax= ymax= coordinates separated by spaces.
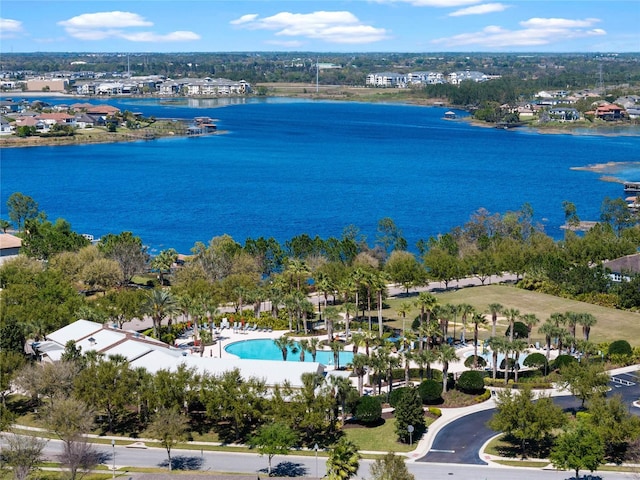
xmin=2 ymin=97 xmax=640 ymax=253
xmin=225 ymin=338 xmax=353 ymax=364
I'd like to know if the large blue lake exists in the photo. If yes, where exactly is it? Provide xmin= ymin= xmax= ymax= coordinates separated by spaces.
xmin=2 ymin=97 xmax=640 ymax=254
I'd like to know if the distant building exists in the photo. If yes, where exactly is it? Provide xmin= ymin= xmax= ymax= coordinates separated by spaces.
xmin=447 ymin=71 xmax=488 ymax=84
xmin=407 ymin=71 xmax=444 ymax=85
xmin=603 ymin=253 xmax=640 ymax=282
xmin=366 ymin=72 xmax=407 ymax=88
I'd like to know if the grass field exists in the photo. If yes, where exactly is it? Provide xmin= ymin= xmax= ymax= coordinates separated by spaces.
xmin=380 ymin=284 xmax=640 ymax=346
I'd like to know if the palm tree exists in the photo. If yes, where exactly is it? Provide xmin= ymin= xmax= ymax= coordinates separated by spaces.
xmin=487 ymin=336 xmax=506 ymax=380
xmin=396 ymin=301 xmax=413 ymax=327
xmin=414 ymin=291 xmax=438 ymax=329
xmin=349 ymin=354 xmax=369 ymax=396
xmin=505 ymin=308 xmax=520 ymax=343
xmin=420 ymin=320 xmax=442 ymax=351
xmin=308 ymin=337 xmax=320 ymax=362
xmin=349 ymin=267 xmax=366 ymax=325
xmin=413 ymin=349 xmax=438 ymax=381
xmin=285 ymin=258 xmax=310 ymax=291
xmin=521 ymin=313 xmax=540 ymax=346
xmin=329 ymin=341 xmax=344 ymax=369
xmin=372 ymin=271 xmax=389 ymax=337
xmin=342 ymin=302 xmax=356 ymax=340
xmin=315 ymin=272 xmax=334 ymax=309
xmin=298 ymin=339 xmax=309 ymax=362
xmin=578 ymin=313 xmax=597 ymax=342
xmin=151 ymin=248 xmax=178 ymax=287
xmin=326 ymin=438 xmax=360 ymax=480
xmin=539 ymin=319 xmax=558 ymax=365
xmin=470 ymin=312 xmax=487 ymax=367
xmin=329 ymin=375 xmax=353 ymax=426
xmin=511 ymin=339 xmax=528 ymax=383
xmin=323 ymin=305 xmax=341 ymax=343
xmin=487 ymin=303 xmax=503 ymax=337
xmin=438 ymin=344 xmax=458 ymax=393
xmin=144 ymin=289 xmax=178 ymax=338
xmin=458 ymin=303 xmax=474 ymax=344
xmin=273 ymin=336 xmax=294 ymax=361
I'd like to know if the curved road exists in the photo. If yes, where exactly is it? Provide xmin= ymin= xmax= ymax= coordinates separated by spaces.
xmin=418 ymin=375 xmax=640 ymax=465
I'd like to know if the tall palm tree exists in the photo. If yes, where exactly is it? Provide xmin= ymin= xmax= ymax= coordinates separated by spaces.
xmin=144 ymin=289 xmax=178 ymax=338
xmin=349 ymin=267 xmax=366 ymax=325
xmin=326 ymin=438 xmax=360 ymax=480
xmin=470 ymin=312 xmax=487 ymax=367
xmin=314 ymin=272 xmax=334 ymax=309
xmin=349 ymin=354 xmax=369 ymax=396
xmin=323 ymin=305 xmax=341 ymax=343
xmin=414 ymin=291 xmax=438 ymax=329
xmin=308 ymin=337 xmax=320 ymax=362
xmin=151 ymin=248 xmax=178 ymax=287
xmin=330 ymin=340 xmax=345 ymax=369
xmin=578 ymin=313 xmax=597 ymax=342
xmin=298 ymin=339 xmax=309 ymax=362
xmin=396 ymin=301 xmax=413 ymax=331
xmin=487 ymin=303 xmax=503 ymax=337
xmin=273 ymin=336 xmax=294 ymax=361
xmin=487 ymin=336 xmax=506 ymax=380
xmin=413 ymin=349 xmax=438 ymax=381
xmin=511 ymin=339 xmax=528 ymax=384
xmin=521 ymin=313 xmax=540 ymax=346
xmin=329 ymin=375 xmax=353 ymax=426
xmin=539 ymin=319 xmax=558 ymax=364
xmin=342 ymin=302 xmax=356 ymax=340
xmin=372 ymin=271 xmax=389 ymax=338
xmin=420 ymin=320 xmax=442 ymax=351
xmin=505 ymin=308 xmax=520 ymax=343
xmin=458 ymin=303 xmax=474 ymax=344
xmin=285 ymin=258 xmax=310 ymax=291
xmin=438 ymin=344 xmax=458 ymax=393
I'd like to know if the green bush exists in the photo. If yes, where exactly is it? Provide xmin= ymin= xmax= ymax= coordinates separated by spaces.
xmin=355 ymin=395 xmax=382 ymax=424
xmin=456 ymin=370 xmax=485 ymax=394
xmin=464 ymin=355 xmax=487 ymax=368
xmin=474 ymin=389 xmax=491 ymax=403
xmin=551 ymin=354 xmax=577 ymax=371
xmin=388 ymin=387 xmax=413 ymax=408
xmin=427 ymin=407 xmax=442 ymax=417
xmin=418 ymin=379 xmax=443 ymax=405
xmin=523 ymin=352 xmax=548 ymax=370
xmin=608 ymin=339 xmax=632 ymax=357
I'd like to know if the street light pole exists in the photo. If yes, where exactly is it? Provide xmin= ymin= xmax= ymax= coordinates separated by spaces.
xmin=111 ymin=439 xmax=116 ymax=479
xmin=314 ymin=443 xmax=319 ymax=479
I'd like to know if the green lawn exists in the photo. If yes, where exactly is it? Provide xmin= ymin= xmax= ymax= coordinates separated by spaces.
xmin=381 ymin=284 xmax=640 ymax=346
xmin=342 ymin=417 xmax=434 ymax=453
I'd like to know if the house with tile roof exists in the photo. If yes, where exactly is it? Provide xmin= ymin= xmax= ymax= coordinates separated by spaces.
xmin=0 ymin=233 xmax=22 ymax=264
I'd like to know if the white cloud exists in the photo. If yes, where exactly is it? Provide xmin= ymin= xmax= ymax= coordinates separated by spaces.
xmin=0 ymin=18 xmax=24 ymax=38
xmin=432 ymin=17 xmax=606 ymax=48
xmin=230 ymin=14 xmax=259 ymax=25
xmin=57 ymin=11 xmax=199 ymax=43
xmin=58 ymin=11 xmax=152 ymax=29
xmin=230 ymin=10 xmax=389 ymax=44
xmin=449 ymin=3 xmax=509 ymax=16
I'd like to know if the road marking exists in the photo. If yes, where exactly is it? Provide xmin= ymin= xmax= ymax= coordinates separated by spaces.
xmin=430 ymin=449 xmax=456 ymax=454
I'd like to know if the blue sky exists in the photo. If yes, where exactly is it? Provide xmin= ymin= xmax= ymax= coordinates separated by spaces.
xmin=1 ymin=1 xmax=639 ymax=53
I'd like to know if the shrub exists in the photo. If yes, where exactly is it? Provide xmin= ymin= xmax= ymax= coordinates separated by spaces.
xmin=464 ymin=355 xmax=487 ymax=368
xmin=523 ymin=352 xmax=548 ymax=370
xmin=355 ymin=395 xmax=382 ymax=425
xmin=418 ymin=379 xmax=442 ymax=405
xmin=456 ymin=370 xmax=485 ymax=394
xmin=427 ymin=407 xmax=442 ymax=417
xmin=388 ymin=387 xmax=413 ymax=408
xmin=608 ymin=339 xmax=632 ymax=357
xmin=474 ymin=389 xmax=491 ymax=403
xmin=394 ymin=387 xmax=425 ymax=443
xmin=552 ymin=354 xmax=577 ymax=371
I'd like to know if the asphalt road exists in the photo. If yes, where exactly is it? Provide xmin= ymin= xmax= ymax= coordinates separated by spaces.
xmin=418 ymin=375 xmax=640 ymax=465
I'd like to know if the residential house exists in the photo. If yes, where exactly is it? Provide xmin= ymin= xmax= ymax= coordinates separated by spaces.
xmin=366 ymin=72 xmax=407 ymax=88
xmin=74 ymin=113 xmax=95 ymax=129
xmin=447 ymin=71 xmax=487 ymax=84
xmin=407 ymin=71 xmax=444 ymax=85
xmin=37 ymin=113 xmax=76 ymax=128
xmin=0 ymin=116 xmax=13 ymax=134
xmin=591 ymin=104 xmax=626 ymax=121
xmin=548 ymin=107 xmax=580 ymax=122
xmin=603 ymin=253 xmax=640 ymax=282
xmin=0 ymin=233 xmax=22 ymax=264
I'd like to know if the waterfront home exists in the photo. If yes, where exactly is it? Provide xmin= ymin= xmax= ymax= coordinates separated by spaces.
xmin=0 ymin=116 xmax=13 ymax=134
xmin=548 ymin=107 xmax=580 ymax=122
xmin=366 ymin=72 xmax=407 ymax=88
xmin=592 ymin=104 xmax=626 ymax=121
xmin=37 ymin=112 xmax=76 ymax=128
xmin=447 ymin=70 xmax=487 ymax=84
xmin=0 ymin=233 xmax=22 ymax=264
xmin=407 ymin=71 xmax=445 ymax=85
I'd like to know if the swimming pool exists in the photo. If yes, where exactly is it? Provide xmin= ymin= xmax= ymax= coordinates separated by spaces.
xmin=225 ymin=338 xmax=354 ymax=365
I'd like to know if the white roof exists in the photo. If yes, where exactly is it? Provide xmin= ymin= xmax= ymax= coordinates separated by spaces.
xmin=76 ymin=328 xmax=126 ymax=353
xmin=102 ymin=339 xmax=153 ymax=361
xmin=46 ymin=319 xmax=102 ymax=346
